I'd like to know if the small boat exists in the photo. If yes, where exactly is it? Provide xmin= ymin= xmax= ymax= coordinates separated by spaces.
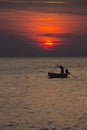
xmin=48 ymin=72 xmax=68 ymax=78
xmin=48 ymin=65 xmax=70 ymax=78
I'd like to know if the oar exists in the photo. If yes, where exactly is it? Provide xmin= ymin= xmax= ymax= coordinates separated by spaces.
xmin=70 ymin=73 xmax=76 ymax=78
xmin=51 ymin=65 xmax=58 ymax=72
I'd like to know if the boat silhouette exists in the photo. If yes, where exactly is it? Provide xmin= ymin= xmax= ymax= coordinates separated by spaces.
xmin=48 ymin=65 xmax=70 ymax=78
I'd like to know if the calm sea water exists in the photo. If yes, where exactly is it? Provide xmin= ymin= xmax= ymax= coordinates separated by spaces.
xmin=0 ymin=57 xmax=87 ymax=74
xmin=0 ymin=57 xmax=87 ymax=130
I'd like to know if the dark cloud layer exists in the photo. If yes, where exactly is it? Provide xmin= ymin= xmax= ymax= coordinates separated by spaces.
xmin=0 ymin=0 xmax=87 ymax=15
xmin=0 ymin=31 xmax=40 ymax=57
xmin=0 ymin=31 xmax=87 ymax=57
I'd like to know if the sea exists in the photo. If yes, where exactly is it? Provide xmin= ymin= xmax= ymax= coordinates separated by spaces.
xmin=0 ymin=57 xmax=87 ymax=130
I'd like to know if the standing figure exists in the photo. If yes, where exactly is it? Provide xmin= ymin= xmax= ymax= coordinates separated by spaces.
xmin=57 ymin=65 xmax=64 ymax=74
xmin=65 ymin=69 xmax=70 ymax=75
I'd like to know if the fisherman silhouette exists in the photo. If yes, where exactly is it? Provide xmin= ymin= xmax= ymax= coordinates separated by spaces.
xmin=65 ymin=69 xmax=70 ymax=75
xmin=57 ymin=65 xmax=64 ymax=74
xmin=48 ymin=65 xmax=70 ymax=78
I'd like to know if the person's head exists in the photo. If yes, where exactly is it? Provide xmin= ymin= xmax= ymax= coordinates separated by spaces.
xmin=65 ymin=69 xmax=68 ymax=73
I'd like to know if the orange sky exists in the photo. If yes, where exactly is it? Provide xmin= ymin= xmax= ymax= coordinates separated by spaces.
xmin=0 ymin=0 xmax=87 ymax=56
xmin=0 ymin=9 xmax=87 ymax=48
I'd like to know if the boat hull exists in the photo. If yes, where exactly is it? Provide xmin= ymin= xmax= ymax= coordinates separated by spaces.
xmin=48 ymin=72 xmax=68 ymax=78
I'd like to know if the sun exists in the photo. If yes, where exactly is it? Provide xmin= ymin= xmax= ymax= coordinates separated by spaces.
xmin=44 ymin=40 xmax=54 ymax=48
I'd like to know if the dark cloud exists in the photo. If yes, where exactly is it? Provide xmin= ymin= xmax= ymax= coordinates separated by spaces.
xmin=39 ymin=33 xmax=79 ymax=39
xmin=0 ymin=31 xmax=41 ymax=57
xmin=0 ymin=31 xmax=87 ymax=57
xmin=0 ymin=0 xmax=87 ymax=15
xmin=39 ymin=33 xmax=87 ymax=44
xmin=67 ymin=0 xmax=87 ymax=6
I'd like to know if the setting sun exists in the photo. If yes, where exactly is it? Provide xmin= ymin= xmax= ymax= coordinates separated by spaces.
xmin=44 ymin=40 xmax=54 ymax=48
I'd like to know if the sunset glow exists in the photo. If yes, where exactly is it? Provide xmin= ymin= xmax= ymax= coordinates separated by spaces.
xmin=43 ymin=40 xmax=54 ymax=48
xmin=0 ymin=0 xmax=87 ymax=56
